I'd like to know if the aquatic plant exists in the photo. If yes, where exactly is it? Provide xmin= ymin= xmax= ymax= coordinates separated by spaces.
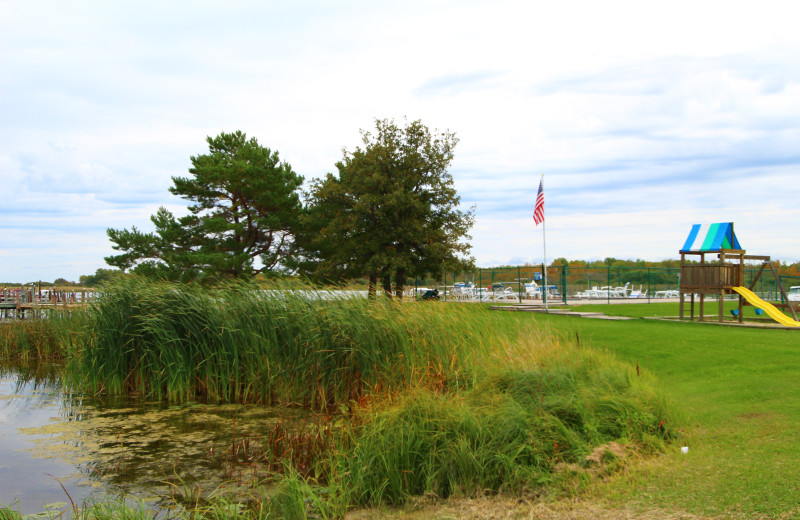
xmin=0 ymin=311 xmax=84 ymax=362
xmin=73 ymin=277 xmax=492 ymax=408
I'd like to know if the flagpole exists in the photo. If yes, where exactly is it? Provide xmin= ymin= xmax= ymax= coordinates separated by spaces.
xmin=533 ymin=174 xmax=548 ymax=311
xmin=541 ymin=175 xmax=549 ymax=312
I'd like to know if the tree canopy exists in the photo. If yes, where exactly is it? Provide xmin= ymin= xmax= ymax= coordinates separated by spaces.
xmin=78 ymin=268 xmax=123 ymax=287
xmin=305 ymin=118 xmax=474 ymax=297
xmin=106 ymin=131 xmax=304 ymax=281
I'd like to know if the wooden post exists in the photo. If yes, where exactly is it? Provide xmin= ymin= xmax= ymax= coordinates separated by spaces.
xmin=768 ymin=261 xmax=799 ymax=322
xmin=738 ymin=294 xmax=744 ymax=323
xmin=699 ymin=293 xmax=705 ymax=322
xmin=699 ymin=252 xmax=706 ymax=322
xmin=718 ymin=251 xmax=725 ymax=323
xmin=680 ymin=252 xmax=685 ymax=320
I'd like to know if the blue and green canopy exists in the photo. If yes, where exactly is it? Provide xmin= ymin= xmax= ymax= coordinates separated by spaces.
xmin=681 ymin=222 xmax=741 ymax=252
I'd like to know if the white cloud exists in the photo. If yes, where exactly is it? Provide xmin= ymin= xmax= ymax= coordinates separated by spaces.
xmin=1 ymin=0 xmax=799 ymax=281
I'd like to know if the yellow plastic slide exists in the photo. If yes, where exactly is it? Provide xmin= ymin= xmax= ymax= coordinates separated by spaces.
xmin=731 ymin=286 xmax=800 ymax=327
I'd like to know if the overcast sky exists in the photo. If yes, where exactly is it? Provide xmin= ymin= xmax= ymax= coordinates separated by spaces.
xmin=2 ymin=1 xmax=799 ymax=283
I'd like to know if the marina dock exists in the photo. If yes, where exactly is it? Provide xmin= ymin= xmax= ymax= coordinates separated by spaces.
xmin=1 ymin=287 xmax=94 ymax=319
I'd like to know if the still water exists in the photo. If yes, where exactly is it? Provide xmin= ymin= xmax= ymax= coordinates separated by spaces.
xmin=0 ymin=367 xmax=308 ymax=514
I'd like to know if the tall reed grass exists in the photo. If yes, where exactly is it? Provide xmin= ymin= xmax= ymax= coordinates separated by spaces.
xmin=0 ymin=506 xmax=23 ymax=520
xmin=0 ymin=311 xmax=84 ymax=362
xmin=73 ymin=278 xmax=494 ymax=408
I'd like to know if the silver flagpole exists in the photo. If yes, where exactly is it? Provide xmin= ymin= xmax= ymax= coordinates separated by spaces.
xmin=541 ymin=174 xmax=548 ymax=312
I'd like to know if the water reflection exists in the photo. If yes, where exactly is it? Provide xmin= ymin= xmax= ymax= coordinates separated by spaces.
xmin=0 ymin=365 xmax=311 ymax=515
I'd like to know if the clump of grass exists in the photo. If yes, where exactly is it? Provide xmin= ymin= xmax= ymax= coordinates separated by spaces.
xmin=73 ymin=277 xmax=493 ymax=408
xmin=0 ymin=312 xmax=84 ymax=362
xmin=270 ymin=329 xmax=679 ymax=512
xmin=266 ymin=466 xmax=340 ymax=520
xmin=0 ymin=506 xmax=23 ymax=520
xmin=210 ymin=418 xmax=337 ymax=481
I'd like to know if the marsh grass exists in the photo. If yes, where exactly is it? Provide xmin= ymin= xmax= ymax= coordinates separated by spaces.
xmin=67 ymin=279 xmax=675 ymax=512
xmin=212 ymin=418 xmax=337 ymax=481
xmin=73 ymin=278 xmax=494 ymax=407
xmin=21 ymin=496 xmax=254 ymax=520
xmin=0 ymin=506 xmax=23 ymax=520
xmin=0 ymin=281 xmax=681 ymax=518
xmin=0 ymin=312 xmax=84 ymax=362
xmin=6 ymin=296 xmax=799 ymax=518
xmin=311 ymin=330 xmax=676 ymax=509
xmin=232 ymin=324 xmax=675 ymax=513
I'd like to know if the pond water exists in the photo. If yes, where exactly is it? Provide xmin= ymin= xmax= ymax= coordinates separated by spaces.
xmin=0 ymin=366 xmax=312 ymax=515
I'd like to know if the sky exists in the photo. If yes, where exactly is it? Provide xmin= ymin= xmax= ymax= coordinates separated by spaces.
xmin=2 ymin=0 xmax=800 ymax=283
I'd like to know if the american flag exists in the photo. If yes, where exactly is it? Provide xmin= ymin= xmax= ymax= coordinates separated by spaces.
xmin=533 ymin=177 xmax=545 ymax=225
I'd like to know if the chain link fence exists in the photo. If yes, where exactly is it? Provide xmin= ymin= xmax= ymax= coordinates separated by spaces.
xmin=405 ymin=264 xmax=793 ymax=304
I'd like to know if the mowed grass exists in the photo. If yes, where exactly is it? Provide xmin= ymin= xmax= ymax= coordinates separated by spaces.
xmin=498 ymin=306 xmax=800 ymax=519
xmin=572 ymin=299 xmax=798 ymax=321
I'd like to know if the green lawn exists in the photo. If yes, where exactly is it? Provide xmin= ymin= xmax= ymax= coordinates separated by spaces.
xmin=571 ymin=299 xmax=798 ymax=321
xmin=496 ymin=308 xmax=800 ymax=519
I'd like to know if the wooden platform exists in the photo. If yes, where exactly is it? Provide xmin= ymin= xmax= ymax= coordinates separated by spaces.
xmin=1 ymin=288 xmax=94 ymax=319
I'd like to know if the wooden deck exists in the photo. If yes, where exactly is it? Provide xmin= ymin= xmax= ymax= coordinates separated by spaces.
xmin=1 ymin=288 xmax=94 ymax=319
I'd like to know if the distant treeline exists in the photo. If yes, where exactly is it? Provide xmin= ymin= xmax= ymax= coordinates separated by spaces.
xmin=4 ymin=268 xmax=123 ymax=288
xmin=544 ymin=257 xmax=800 ymax=276
xmin=15 ymin=257 xmax=800 ymax=288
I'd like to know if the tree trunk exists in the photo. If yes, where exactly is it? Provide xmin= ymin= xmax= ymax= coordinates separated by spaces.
xmin=368 ymin=273 xmax=378 ymax=300
xmin=394 ymin=268 xmax=406 ymax=300
xmin=382 ymin=272 xmax=393 ymax=299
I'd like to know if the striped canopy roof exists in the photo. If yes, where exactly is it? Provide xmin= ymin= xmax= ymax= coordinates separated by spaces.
xmin=681 ymin=223 xmax=741 ymax=252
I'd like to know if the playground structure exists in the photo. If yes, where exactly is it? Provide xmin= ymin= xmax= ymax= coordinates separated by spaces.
xmin=679 ymin=223 xmax=799 ymax=327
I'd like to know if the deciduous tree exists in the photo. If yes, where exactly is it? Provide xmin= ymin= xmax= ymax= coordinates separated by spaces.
xmin=78 ymin=268 xmax=123 ymax=287
xmin=306 ymin=119 xmax=474 ymax=297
